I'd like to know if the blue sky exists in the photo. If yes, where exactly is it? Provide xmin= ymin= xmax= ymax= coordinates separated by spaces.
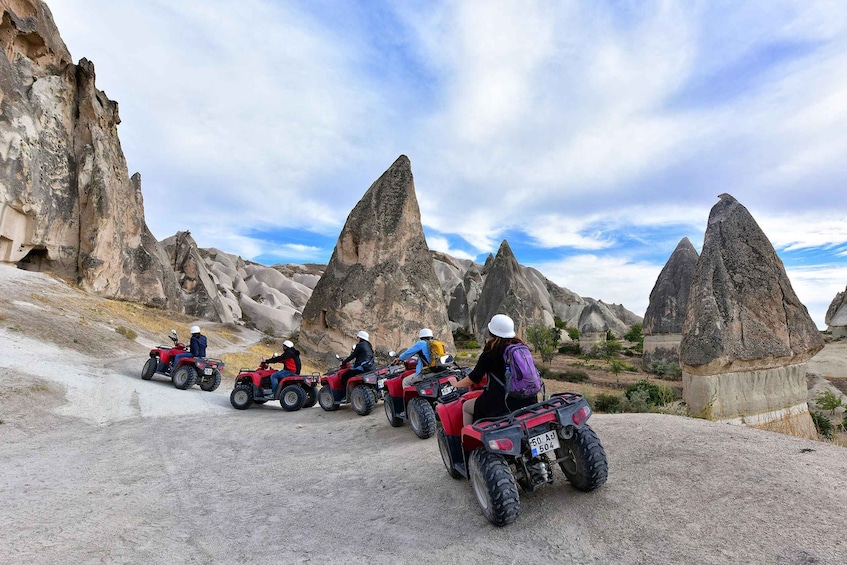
xmin=49 ymin=0 xmax=847 ymax=328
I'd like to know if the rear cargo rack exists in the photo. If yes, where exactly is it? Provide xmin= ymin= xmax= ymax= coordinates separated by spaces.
xmin=472 ymin=392 xmax=585 ymax=434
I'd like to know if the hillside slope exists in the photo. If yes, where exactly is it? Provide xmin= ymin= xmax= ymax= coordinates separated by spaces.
xmin=0 ymin=266 xmax=845 ymax=564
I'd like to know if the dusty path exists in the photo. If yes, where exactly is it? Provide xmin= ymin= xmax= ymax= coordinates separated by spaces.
xmin=2 ymin=339 xmax=847 ymax=564
xmin=1 ymin=268 xmax=847 ymax=564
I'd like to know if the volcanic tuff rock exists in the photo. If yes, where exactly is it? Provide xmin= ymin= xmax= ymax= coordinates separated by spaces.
xmin=432 ymin=245 xmax=640 ymax=341
xmin=298 ymin=155 xmax=454 ymax=363
xmin=474 ymin=240 xmax=554 ymax=339
xmin=0 ymin=0 xmax=181 ymax=309
xmin=161 ymin=231 xmax=233 ymax=324
xmin=825 ymin=286 xmax=847 ymax=338
xmin=642 ymin=237 xmax=699 ymax=368
xmin=679 ymin=194 xmax=823 ymax=438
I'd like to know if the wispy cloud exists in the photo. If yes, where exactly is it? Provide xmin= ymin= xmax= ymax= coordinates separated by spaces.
xmin=49 ymin=0 xmax=847 ymax=324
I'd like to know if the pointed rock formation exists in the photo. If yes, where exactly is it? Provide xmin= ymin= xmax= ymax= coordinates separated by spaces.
xmin=825 ymin=287 xmax=847 ymax=338
xmin=298 ymin=155 xmax=453 ymax=362
xmin=162 ymin=231 xmax=233 ymax=323
xmin=642 ymin=237 xmax=699 ymax=370
xmin=474 ymin=240 xmax=554 ymax=340
xmin=679 ymin=194 xmax=824 ymax=438
xmin=0 ymin=0 xmax=181 ymax=309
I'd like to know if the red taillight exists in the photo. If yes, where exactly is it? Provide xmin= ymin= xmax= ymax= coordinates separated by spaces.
xmin=421 ymin=386 xmax=435 ymax=395
xmin=572 ymin=406 xmax=590 ymax=426
xmin=488 ymin=438 xmax=514 ymax=452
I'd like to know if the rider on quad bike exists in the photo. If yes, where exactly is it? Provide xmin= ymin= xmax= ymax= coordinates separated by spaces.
xmin=382 ymin=354 xmax=467 ymax=439
xmin=229 ymin=352 xmax=319 ymax=411
xmin=436 ymin=314 xmax=607 ymax=526
xmin=317 ymin=351 xmax=402 ymax=416
xmin=140 ymin=328 xmax=224 ymax=391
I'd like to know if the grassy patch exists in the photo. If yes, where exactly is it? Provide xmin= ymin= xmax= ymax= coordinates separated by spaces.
xmin=115 ymin=326 xmax=138 ymax=340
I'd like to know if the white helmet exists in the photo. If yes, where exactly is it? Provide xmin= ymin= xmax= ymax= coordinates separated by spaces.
xmin=487 ymin=314 xmax=515 ymax=338
xmin=283 ymin=340 xmax=294 ymax=348
xmin=190 ymin=325 xmax=201 ymax=334
xmin=356 ymin=330 xmax=370 ymax=341
xmin=419 ymin=328 xmax=433 ymax=339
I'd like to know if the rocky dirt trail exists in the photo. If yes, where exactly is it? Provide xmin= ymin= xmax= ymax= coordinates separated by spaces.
xmin=1 ymin=268 xmax=847 ymax=564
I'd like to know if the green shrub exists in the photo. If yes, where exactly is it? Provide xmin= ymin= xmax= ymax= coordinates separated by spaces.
xmin=811 ymin=411 xmax=834 ymax=439
xmin=626 ymin=389 xmax=651 ymax=413
xmin=842 ymin=413 xmax=847 ymax=432
xmin=554 ymin=316 xmax=566 ymax=329
xmin=466 ymin=340 xmax=479 ymax=349
xmin=625 ymin=379 xmax=673 ymax=407
xmin=452 ymin=327 xmax=476 ymax=348
xmin=648 ymin=359 xmax=682 ymax=380
xmin=594 ymin=393 xmax=622 ymax=413
xmin=115 ymin=326 xmax=138 ymax=340
xmin=816 ymin=389 xmax=844 ymax=415
xmin=623 ymin=323 xmax=643 ymax=343
xmin=567 ymin=327 xmax=579 ymax=341
xmin=558 ymin=342 xmax=582 ymax=355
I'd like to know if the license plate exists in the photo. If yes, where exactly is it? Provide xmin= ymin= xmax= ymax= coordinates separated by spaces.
xmin=440 ymin=384 xmax=455 ymax=396
xmin=529 ymin=430 xmax=560 ymax=457
xmin=378 ymin=378 xmax=386 ymax=389
xmin=204 ymin=368 xmax=213 ymax=375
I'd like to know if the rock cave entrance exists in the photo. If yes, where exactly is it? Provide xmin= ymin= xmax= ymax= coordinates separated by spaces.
xmin=16 ymin=247 xmax=47 ymax=272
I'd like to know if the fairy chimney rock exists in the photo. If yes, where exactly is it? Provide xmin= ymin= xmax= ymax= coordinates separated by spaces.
xmin=642 ymin=237 xmax=699 ymax=369
xmin=679 ymin=194 xmax=824 ymax=438
xmin=825 ymin=287 xmax=847 ymax=338
xmin=299 ymin=155 xmax=453 ymax=362
xmin=474 ymin=240 xmax=553 ymax=340
xmin=0 ymin=0 xmax=182 ymax=310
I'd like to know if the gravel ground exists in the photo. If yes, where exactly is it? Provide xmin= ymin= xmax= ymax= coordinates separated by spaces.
xmin=1 ymin=267 xmax=846 ymax=565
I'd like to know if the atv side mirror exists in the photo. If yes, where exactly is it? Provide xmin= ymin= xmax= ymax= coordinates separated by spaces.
xmin=388 ymin=351 xmax=396 ymax=357
xmin=170 ymin=329 xmax=177 ymax=336
xmin=335 ymin=354 xmax=341 ymax=360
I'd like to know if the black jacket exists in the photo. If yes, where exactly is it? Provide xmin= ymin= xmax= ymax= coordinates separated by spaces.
xmin=467 ymin=344 xmax=537 ymax=421
xmin=343 ymin=340 xmax=374 ymax=369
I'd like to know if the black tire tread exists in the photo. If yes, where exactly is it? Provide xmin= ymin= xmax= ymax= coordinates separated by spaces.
xmin=302 ymin=385 xmax=318 ymax=408
xmin=558 ymin=424 xmax=608 ymax=491
xmin=409 ymin=397 xmax=437 ymax=439
xmin=230 ymin=385 xmax=253 ymax=410
xmin=351 ymin=385 xmax=376 ymax=416
xmin=384 ymin=395 xmax=403 ymax=427
xmin=437 ymin=427 xmax=462 ymax=479
xmin=172 ymin=366 xmax=197 ymax=390
xmin=141 ymin=358 xmax=156 ymax=380
xmin=280 ymin=384 xmax=305 ymax=411
xmin=199 ymin=369 xmax=222 ymax=391
xmin=470 ymin=448 xmax=520 ymax=527
xmin=318 ymin=385 xmax=339 ymax=412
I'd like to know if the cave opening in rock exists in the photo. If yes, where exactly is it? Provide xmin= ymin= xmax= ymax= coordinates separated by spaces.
xmin=16 ymin=247 xmax=47 ymax=272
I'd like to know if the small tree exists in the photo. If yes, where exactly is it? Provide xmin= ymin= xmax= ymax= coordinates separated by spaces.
xmin=623 ymin=323 xmax=643 ymax=343
xmin=567 ymin=327 xmax=579 ymax=341
xmin=526 ymin=325 xmax=558 ymax=364
xmin=816 ymin=389 xmax=844 ymax=415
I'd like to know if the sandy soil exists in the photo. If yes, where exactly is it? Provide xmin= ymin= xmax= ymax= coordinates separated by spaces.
xmin=1 ymin=267 xmax=847 ymax=564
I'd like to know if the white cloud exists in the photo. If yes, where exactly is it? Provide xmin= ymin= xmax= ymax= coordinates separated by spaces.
xmin=532 ymin=254 xmax=661 ymax=318
xmin=426 ymin=235 xmax=476 ymax=261
xmin=48 ymin=0 xmax=847 ymax=304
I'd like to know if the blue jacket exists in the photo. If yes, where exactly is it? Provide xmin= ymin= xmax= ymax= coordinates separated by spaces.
xmin=399 ymin=339 xmax=431 ymax=374
xmin=190 ymin=334 xmax=207 ymax=357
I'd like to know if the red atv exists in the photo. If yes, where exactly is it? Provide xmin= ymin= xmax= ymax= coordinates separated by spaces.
xmin=436 ymin=390 xmax=608 ymax=526
xmin=317 ymin=355 xmax=402 ymax=416
xmin=140 ymin=329 xmax=224 ymax=391
xmin=383 ymin=359 xmax=467 ymax=439
xmin=229 ymin=359 xmax=319 ymax=411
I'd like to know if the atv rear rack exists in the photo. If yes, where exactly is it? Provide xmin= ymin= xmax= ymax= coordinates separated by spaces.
xmin=472 ymin=392 xmax=586 ymax=434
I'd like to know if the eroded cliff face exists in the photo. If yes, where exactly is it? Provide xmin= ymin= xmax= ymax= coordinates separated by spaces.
xmin=0 ymin=0 xmax=181 ymax=309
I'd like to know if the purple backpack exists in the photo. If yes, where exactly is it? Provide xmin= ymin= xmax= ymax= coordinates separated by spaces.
xmin=499 ymin=343 xmax=542 ymax=399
